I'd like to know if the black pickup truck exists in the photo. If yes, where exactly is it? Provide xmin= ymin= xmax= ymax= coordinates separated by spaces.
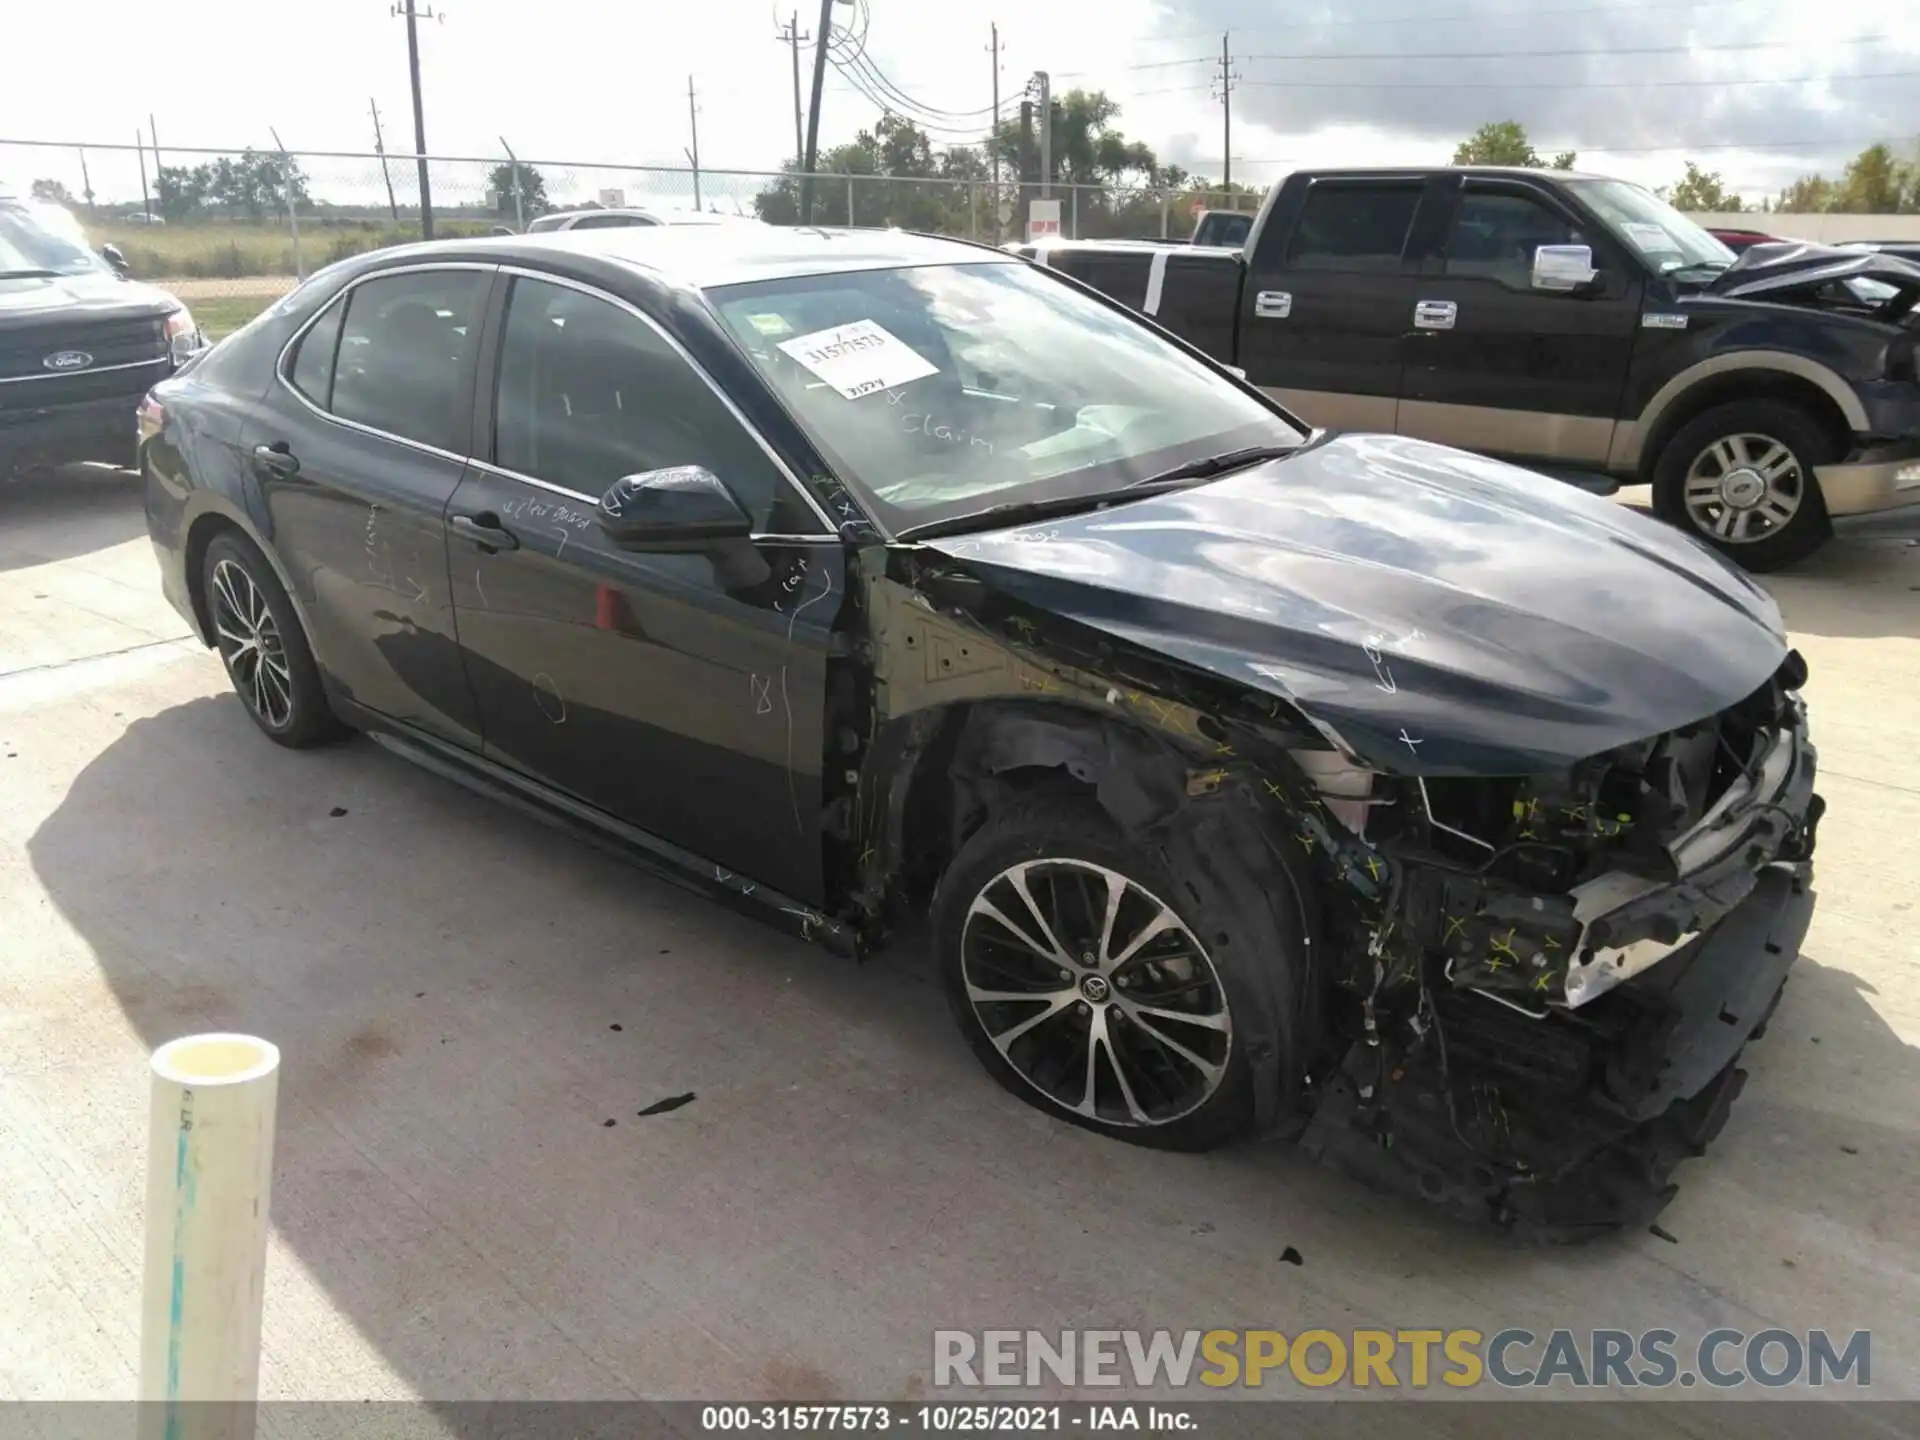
xmin=1013 ymin=166 xmax=1920 ymax=569
xmin=2 ymin=191 xmax=205 ymax=477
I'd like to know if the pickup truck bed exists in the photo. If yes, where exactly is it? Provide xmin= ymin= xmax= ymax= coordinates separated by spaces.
xmin=1008 ymin=241 xmax=1246 ymax=369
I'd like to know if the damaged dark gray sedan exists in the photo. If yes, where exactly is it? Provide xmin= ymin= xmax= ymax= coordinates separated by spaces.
xmin=142 ymin=226 xmax=1822 ymax=1240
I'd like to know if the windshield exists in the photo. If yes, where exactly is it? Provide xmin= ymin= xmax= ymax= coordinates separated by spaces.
xmin=707 ymin=260 xmax=1302 ymax=535
xmin=1566 ymin=179 xmax=1735 ymax=275
xmin=0 ymin=201 xmax=110 ymax=277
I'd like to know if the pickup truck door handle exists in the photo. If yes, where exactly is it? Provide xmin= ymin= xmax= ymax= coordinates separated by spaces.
xmin=450 ymin=512 xmax=521 ymax=552
xmin=1413 ymin=299 xmax=1458 ymax=330
xmin=1253 ymin=290 xmax=1292 ymax=319
xmin=251 ymin=442 xmax=300 ymax=480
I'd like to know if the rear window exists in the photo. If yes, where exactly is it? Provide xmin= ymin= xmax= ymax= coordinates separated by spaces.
xmin=328 ymin=270 xmax=488 ymax=452
xmin=1287 ymin=184 xmax=1421 ymax=272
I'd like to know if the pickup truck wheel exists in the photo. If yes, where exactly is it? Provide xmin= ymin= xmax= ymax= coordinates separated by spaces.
xmin=932 ymin=793 xmax=1297 ymax=1152
xmin=1652 ymin=400 xmax=1836 ymax=571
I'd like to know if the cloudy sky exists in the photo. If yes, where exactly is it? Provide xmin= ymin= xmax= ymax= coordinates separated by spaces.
xmin=3 ymin=0 xmax=1915 ymax=209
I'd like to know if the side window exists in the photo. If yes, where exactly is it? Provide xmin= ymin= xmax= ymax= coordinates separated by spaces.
xmin=1286 ymin=184 xmax=1422 ymax=272
xmin=286 ymin=296 xmax=345 ymax=406
xmin=1442 ymin=191 xmax=1584 ymax=288
xmin=492 ymin=276 xmax=794 ymax=529
xmin=570 ymin=213 xmax=655 ymax=230
xmin=330 ymin=270 xmax=488 ymax=452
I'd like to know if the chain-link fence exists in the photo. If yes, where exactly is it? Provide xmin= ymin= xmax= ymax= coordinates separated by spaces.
xmin=3 ymin=139 xmax=1263 ymax=331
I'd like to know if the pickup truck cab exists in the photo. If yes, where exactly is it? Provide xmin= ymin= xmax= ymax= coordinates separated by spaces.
xmin=1013 ymin=166 xmax=1920 ymax=569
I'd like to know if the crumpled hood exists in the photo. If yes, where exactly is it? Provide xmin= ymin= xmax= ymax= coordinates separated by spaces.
xmin=0 ymin=270 xmax=178 ymax=332
xmin=922 ymin=434 xmax=1791 ymax=776
xmin=1704 ymin=241 xmax=1920 ymax=318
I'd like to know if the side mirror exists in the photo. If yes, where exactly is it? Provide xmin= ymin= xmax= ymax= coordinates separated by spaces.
xmin=598 ymin=466 xmax=752 ymax=551
xmin=101 ymin=243 xmax=131 ymax=278
xmin=1532 ymin=244 xmax=1597 ymax=293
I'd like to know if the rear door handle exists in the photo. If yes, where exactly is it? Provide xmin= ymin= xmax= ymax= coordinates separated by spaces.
xmin=251 ymin=442 xmax=300 ymax=480
xmin=451 ymin=512 xmax=520 ymax=552
xmin=1253 ymin=289 xmax=1292 ymax=319
xmin=1413 ymin=299 xmax=1457 ymax=330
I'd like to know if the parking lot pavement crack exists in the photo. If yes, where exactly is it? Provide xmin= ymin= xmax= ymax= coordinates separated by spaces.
xmin=0 ymin=634 xmax=195 ymax=682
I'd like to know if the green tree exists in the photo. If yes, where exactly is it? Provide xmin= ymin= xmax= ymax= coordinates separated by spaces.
xmin=1774 ymin=173 xmax=1837 ymax=213
xmin=153 ymin=164 xmax=210 ymax=221
xmin=754 ymin=115 xmax=985 ymax=232
xmin=29 ymin=177 xmax=74 ymax=205
xmin=1662 ymin=161 xmax=1743 ymax=213
xmin=1837 ymin=142 xmax=1906 ymax=213
xmin=1453 ymin=121 xmax=1541 ymax=167
xmin=1549 ymin=151 xmax=1578 ymax=170
xmin=488 ymin=162 xmax=549 ymax=219
xmin=201 ymin=151 xmax=309 ymax=218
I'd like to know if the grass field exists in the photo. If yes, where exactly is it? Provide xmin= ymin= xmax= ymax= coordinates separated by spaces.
xmin=89 ymin=217 xmax=496 ymax=280
xmin=186 ymin=294 xmax=275 ymax=340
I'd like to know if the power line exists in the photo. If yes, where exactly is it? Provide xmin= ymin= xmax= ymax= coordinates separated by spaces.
xmin=1056 ymin=31 xmax=1899 ymax=78
xmin=837 ymin=49 xmax=1001 ymax=119
xmin=1230 ymin=69 xmax=1920 ymax=92
xmin=1143 ymin=0 xmax=1753 ymax=42
xmin=1234 ymin=34 xmax=1899 ymax=62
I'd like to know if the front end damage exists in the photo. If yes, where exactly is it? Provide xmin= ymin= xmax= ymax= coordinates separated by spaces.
xmin=853 ymin=527 xmax=1822 ymax=1239
xmin=1289 ymin=653 xmax=1821 ymax=1238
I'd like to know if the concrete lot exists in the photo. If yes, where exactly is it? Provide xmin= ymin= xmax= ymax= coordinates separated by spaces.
xmin=2 ymin=466 xmax=1917 ymax=1409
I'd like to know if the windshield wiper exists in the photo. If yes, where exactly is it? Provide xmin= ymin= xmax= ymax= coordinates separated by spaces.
xmin=0 ymin=268 xmax=67 ymax=280
xmin=896 ymin=446 xmax=1294 ymax=543
xmin=1122 ymin=443 xmax=1296 ymax=488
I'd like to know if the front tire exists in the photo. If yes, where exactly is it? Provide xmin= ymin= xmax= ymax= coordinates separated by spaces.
xmin=1652 ymin=399 xmax=1837 ymax=571
xmin=201 ymin=531 xmax=348 ymax=748
xmin=932 ymin=793 xmax=1302 ymax=1152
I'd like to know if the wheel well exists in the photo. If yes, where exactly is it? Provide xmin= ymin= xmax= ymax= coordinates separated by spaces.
xmin=181 ymin=512 xmax=243 ymax=644
xmin=875 ymin=701 xmax=1192 ymax=917
xmin=1639 ymin=370 xmax=1852 ymax=482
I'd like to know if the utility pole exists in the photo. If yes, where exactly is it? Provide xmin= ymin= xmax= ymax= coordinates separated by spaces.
xmin=1214 ymin=32 xmax=1238 ymax=190
xmin=1032 ymin=71 xmax=1052 ymax=198
xmin=391 ymin=1 xmax=442 ymax=239
xmin=149 ymin=114 xmax=163 ymax=179
xmin=370 ymin=98 xmax=400 ymax=221
xmin=270 ymin=126 xmax=305 ymax=281
xmin=799 ymin=0 xmax=836 ymax=224
xmin=987 ymin=23 xmax=1003 ymax=240
xmin=686 ymin=75 xmax=703 ymax=211
xmin=500 ymin=137 xmax=525 ymax=232
xmin=135 ymin=128 xmax=151 ymax=221
xmin=77 ymin=146 xmax=94 ymax=212
xmin=775 ymin=10 xmax=811 ymax=166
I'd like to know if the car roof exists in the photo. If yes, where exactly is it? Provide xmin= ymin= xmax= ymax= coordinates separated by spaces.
xmin=401 ymin=225 xmax=1016 ymax=289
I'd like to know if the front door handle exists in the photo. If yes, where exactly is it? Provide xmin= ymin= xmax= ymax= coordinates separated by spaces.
xmin=1413 ymin=299 xmax=1458 ymax=330
xmin=251 ymin=442 xmax=300 ymax=480
xmin=1254 ymin=289 xmax=1292 ymax=319
xmin=451 ymin=512 xmax=520 ymax=552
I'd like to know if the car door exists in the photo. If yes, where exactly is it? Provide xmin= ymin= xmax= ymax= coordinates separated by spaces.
xmin=445 ymin=270 xmax=842 ymax=903
xmin=1236 ymin=176 xmax=1428 ymax=430
xmin=1398 ymin=180 xmax=1643 ymax=469
xmin=260 ymin=264 xmax=492 ymax=747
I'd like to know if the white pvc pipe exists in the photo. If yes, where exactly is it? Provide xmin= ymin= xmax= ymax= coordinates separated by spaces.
xmin=139 ymin=1034 xmax=281 ymax=1440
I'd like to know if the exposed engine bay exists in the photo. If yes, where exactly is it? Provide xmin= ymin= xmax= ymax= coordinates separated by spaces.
xmin=1273 ymin=652 xmax=1822 ymax=1238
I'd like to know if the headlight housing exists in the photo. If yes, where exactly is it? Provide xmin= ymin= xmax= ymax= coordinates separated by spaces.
xmin=164 ymin=307 xmax=204 ymax=366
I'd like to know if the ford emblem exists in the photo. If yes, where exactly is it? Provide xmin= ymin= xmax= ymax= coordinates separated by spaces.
xmin=43 ymin=350 xmax=94 ymax=371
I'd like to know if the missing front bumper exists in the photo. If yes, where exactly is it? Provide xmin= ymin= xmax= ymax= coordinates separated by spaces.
xmin=1299 ymin=863 xmax=1816 ymax=1238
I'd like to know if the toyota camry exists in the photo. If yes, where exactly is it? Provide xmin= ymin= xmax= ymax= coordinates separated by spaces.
xmin=141 ymin=224 xmax=1821 ymax=1238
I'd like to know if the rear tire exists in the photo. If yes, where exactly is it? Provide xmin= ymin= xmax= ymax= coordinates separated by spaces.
xmin=931 ymin=792 xmax=1304 ymax=1152
xmin=1652 ymin=399 xmax=1837 ymax=571
xmin=200 ymin=531 xmax=349 ymax=749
